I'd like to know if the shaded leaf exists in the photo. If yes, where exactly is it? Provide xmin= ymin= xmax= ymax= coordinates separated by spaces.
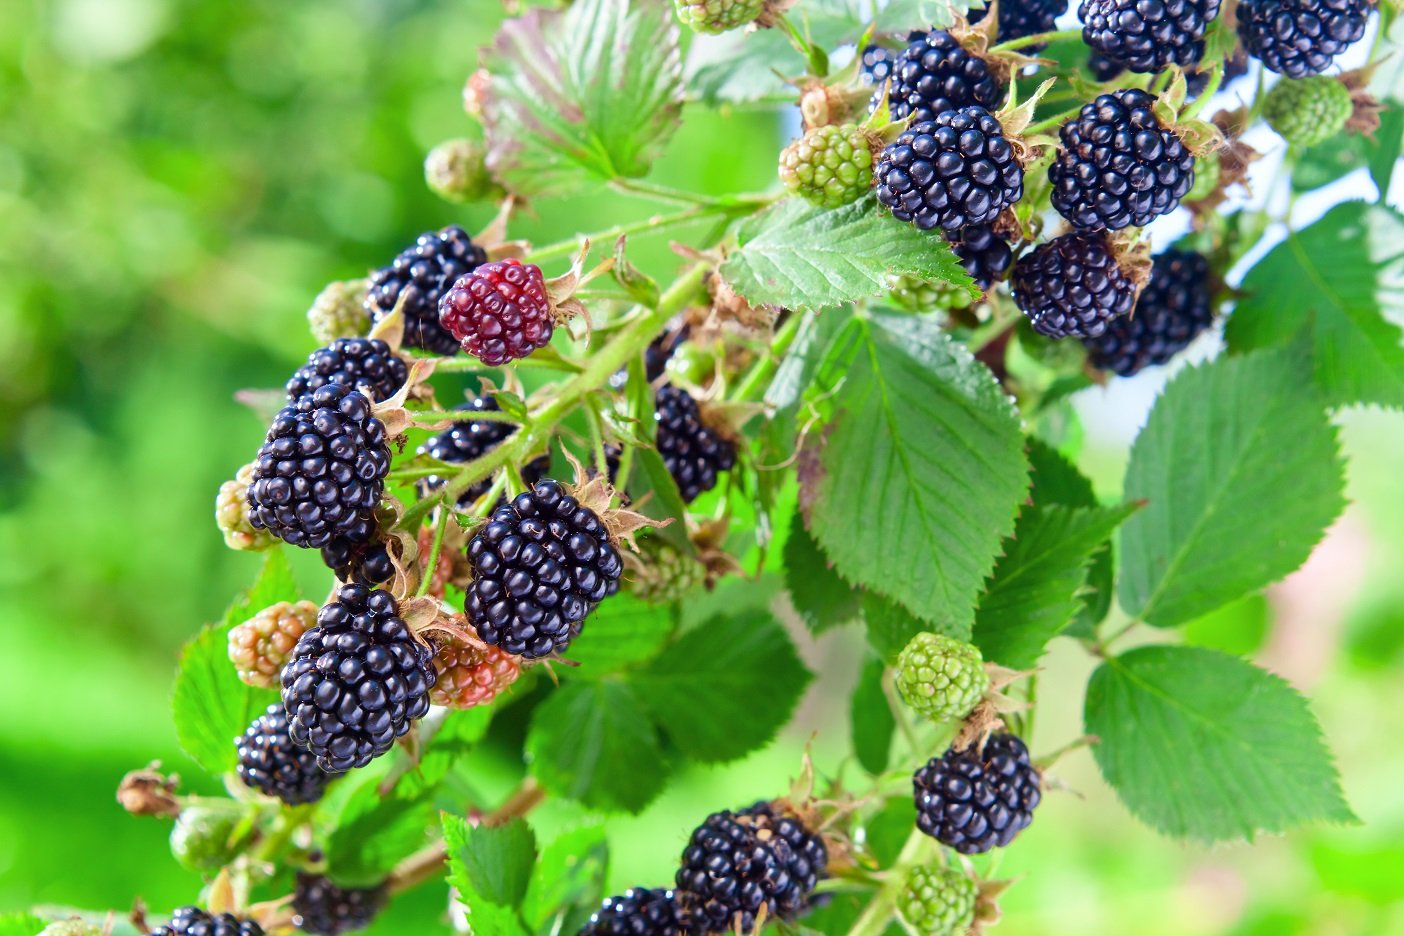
xmin=521 ymin=825 xmax=610 ymax=933
xmin=851 ymin=653 xmax=894 ymax=775
xmin=785 ymin=514 xmax=861 ymax=636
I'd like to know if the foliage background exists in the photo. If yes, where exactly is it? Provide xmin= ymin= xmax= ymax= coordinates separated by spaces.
xmin=1 ymin=1 xmax=1402 ymax=933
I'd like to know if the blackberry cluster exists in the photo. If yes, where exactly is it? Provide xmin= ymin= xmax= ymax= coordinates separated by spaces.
xmin=246 ymin=385 xmax=391 ymax=550
xmin=464 ymin=479 xmax=623 ymax=659
xmin=1012 ymin=232 xmax=1137 ymax=339
xmin=285 ymin=338 xmax=407 ymax=404
xmin=971 ymin=0 xmax=1069 ymax=53
xmin=876 ymin=106 xmax=1024 ymax=233
xmin=1079 ymin=0 xmax=1223 ymax=73
xmin=280 ymin=585 xmax=434 ymax=773
xmin=859 ymin=44 xmax=895 ymax=86
xmin=1083 ymin=248 xmax=1214 ymax=376
xmin=878 ymin=29 xmax=1004 ymax=123
xmin=581 ymin=888 xmax=686 ymax=936
xmin=1237 ymin=0 xmax=1369 ymax=78
xmin=655 ymin=385 xmax=737 ymax=503
xmin=235 ymin=702 xmax=330 ymax=806
xmin=438 ymin=258 xmax=554 ymax=365
xmin=292 ymin=874 xmax=386 ymax=936
xmin=952 ymin=224 xmax=1014 ymax=290
xmin=913 ymin=732 xmax=1042 ymax=854
xmin=1048 ymin=88 xmax=1195 ymax=231
xmin=366 ymin=225 xmax=487 ymax=355
xmin=146 ymin=908 xmax=263 ymax=936
xmin=419 ymin=396 xmax=547 ymax=508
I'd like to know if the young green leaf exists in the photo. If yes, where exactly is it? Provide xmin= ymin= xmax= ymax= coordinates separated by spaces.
xmin=443 ymin=814 xmax=531 ymax=936
xmin=1118 ymin=347 xmax=1346 ymax=628
xmin=521 ymin=825 xmax=610 ymax=933
xmin=784 ymin=514 xmax=861 ymax=636
xmin=1086 ymin=645 xmax=1356 ymax=841
xmin=851 ymin=653 xmax=895 ymax=775
xmin=323 ymin=770 xmax=437 ymax=888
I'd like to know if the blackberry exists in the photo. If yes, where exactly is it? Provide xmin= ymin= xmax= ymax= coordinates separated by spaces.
xmin=428 ymin=637 xmax=521 ymax=708
xmin=280 ymin=585 xmax=435 ymax=773
xmin=465 ymin=479 xmax=623 ymax=659
xmin=913 ymin=732 xmax=1042 ymax=854
xmin=146 ymin=908 xmax=263 ymax=936
xmin=895 ymin=633 xmax=989 ymax=722
xmin=246 ymin=385 xmax=391 ymax=550
xmin=1048 ymin=88 xmax=1195 ymax=231
xmin=170 ymin=806 xmax=242 ymax=872
xmin=581 ymin=888 xmax=687 ymax=936
xmin=859 ymin=44 xmax=895 ymax=86
xmin=877 ymin=29 xmax=1004 ymax=123
xmin=675 ymin=808 xmax=802 ymax=934
xmin=674 ymin=0 xmax=765 ymax=33
xmin=292 ymin=874 xmax=386 ymax=936
xmin=971 ymin=0 xmax=1069 ymax=53
xmin=321 ymin=533 xmax=395 ymax=587
xmin=655 ymin=385 xmax=737 ymax=503
xmin=1263 ymin=74 xmax=1353 ymax=146
xmin=896 ymin=866 xmax=978 ymax=936
xmin=876 ymin=106 xmax=1024 ymax=233
xmin=286 ymin=338 xmax=408 ymax=404
xmin=951 ymin=224 xmax=1013 ymax=290
xmin=1237 ymin=0 xmax=1369 ymax=78
xmin=1079 ymin=0 xmax=1223 ymax=73
xmin=1083 ymin=247 xmax=1213 ymax=375
xmin=1088 ymin=49 xmax=1126 ymax=81
xmin=1011 ymin=232 xmax=1137 ymax=339
xmin=744 ymin=802 xmax=829 ymax=916
xmin=630 ymin=540 xmax=707 ymax=604
xmin=236 ymin=702 xmax=331 ymax=806
xmin=438 ymin=258 xmax=554 ymax=366
xmin=366 ymin=225 xmax=487 ymax=355
xmin=229 ymin=600 xmax=317 ymax=688
xmin=419 ymin=396 xmax=548 ymax=508
xmin=778 ymin=124 xmax=875 ymax=208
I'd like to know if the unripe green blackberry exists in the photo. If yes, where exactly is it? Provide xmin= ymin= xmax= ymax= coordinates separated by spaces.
xmin=229 ymin=600 xmax=318 ymax=688
xmin=631 ymin=540 xmax=708 ymax=604
xmin=1184 ymin=149 xmax=1220 ymax=202
xmin=888 ymin=273 xmax=972 ymax=312
xmin=307 ymin=280 xmax=369 ymax=345
xmin=1263 ymin=76 xmax=1352 ymax=147
xmin=39 ymin=921 xmax=103 ymax=936
xmin=425 ymin=138 xmax=499 ymax=204
xmin=896 ymin=633 xmax=988 ymax=722
xmin=170 ymin=806 xmax=241 ymax=872
xmin=896 ymin=866 xmax=978 ymax=936
xmin=674 ymin=0 xmax=765 ymax=33
xmin=778 ymin=124 xmax=875 ymax=208
xmin=216 ymin=464 xmax=276 ymax=552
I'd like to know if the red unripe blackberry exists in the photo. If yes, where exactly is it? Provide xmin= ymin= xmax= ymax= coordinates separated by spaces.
xmin=236 ymin=702 xmax=331 ymax=806
xmin=286 ymin=338 xmax=408 ymax=404
xmin=1012 ymin=232 xmax=1137 ymax=339
xmin=438 ymin=258 xmax=553 ymax=366
xmin=246 ymin=385 xmax=391 ymax=550
xmin=366 ymin=225 xmax=487 ymax=355
xmin=913 ymin=732 xmax=1042 ymax=854
xmin=428 ymin=638 xmax=521 ymax=708
xmin=1237 ymin=0 xmax=1369 ymax=78
xmin=1080 ymin=0 xmax=1223 ymax=73
xmin=581 ymin=888 xmax=687 ymax=936
xmin=971 ymin=0 xmax=1069 ymax=53
xmin=877 ymin=30 xmax=1004 ymax=124
xmin=655 ymin=385 xmax=737 ymax=503
xmin=1083 ymin=247 xmax=1214 ymax=375
xmin=292 ymin=873 xmax=386 ymax=936
xmin=465 ymin=479 xmax=624 ymax=659
xmin=228 ymin=600 xmax=317 ymax=688
xmin=146 ymin=908 xmax=263 ymax=936
xmin=280 ymin=585 xmax=435 ymax=773
xmin=418 ymin=396 xmax=548 ymax=508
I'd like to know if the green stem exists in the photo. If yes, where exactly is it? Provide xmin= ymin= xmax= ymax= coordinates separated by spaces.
xmin=1180 ymin=64 xmax=1223 ymax=121
xmin=410 ymin=408 xmax=520 ymax=426
xmin=1025 ymin=104 xmax=1085 ymax=135
xmin=730 ymin=311 xmax=806 ymax=403
xmin=414 ymin=508 xmax=449 ymax=598
xmin=882 ymin=669 xmax=923 ymax=759
xmin=988 ymin=27 xmax=1083 ymax=53
xmin=523 ymin=202 xmax=754 ymax=265
xmin=846 ymin=828 xmax=937 ymax=936
xmin=610 ymin=177 xmax=721 ymax=207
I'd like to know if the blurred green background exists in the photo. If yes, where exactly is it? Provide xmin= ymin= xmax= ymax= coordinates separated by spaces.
xmin=2 ymin=1 xmax=1402 ymax=933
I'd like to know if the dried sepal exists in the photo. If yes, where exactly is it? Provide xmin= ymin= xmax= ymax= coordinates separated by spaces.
xmin=969 ymin=877 xmax=1017 ymax=935
xmin=1107 ymin=231 xmax=1154 ymax=302
xmin=366 ymin=285 xmax=409 ymax=351
xmin=117 ymin=762 xmax=181 ymax=818
xmin=754 ymin=0 xmax=800 ymax=29
xmin=372 ymin=357 xmax=438 ymax=437
xmin=998 ymin=77 xmax=1058 ymax=163
xmin=1340 ymin=67 xmax=1384 ymax=137
xmin=561 ymin=449 xmax=669 ymax=550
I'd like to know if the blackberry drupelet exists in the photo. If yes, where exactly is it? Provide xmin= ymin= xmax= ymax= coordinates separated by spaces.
xmin=1048 ymin=88 xmax=1195 ymax=231
xmin=581 ymin=888 xmax=687 ymax=936
xmin=286 ymin=338 xmax=408 ymax=404
xmin=246 ymin=385 xmax=391 ymax=550
xmin=877 ymin=29 xmax=1004 ymax=123
xmin=146 ymin=908 xmax=263 ymax=936
xmin=366 ymin=225 xmax=487 ymax=355
xmin=1079 ymin=0 xmax=1223 ymax=73
xmin=1237 ymin=0 xmax=1369 ymax=78
xmin=875 ymin=106 xmax=1024 ymax=233
xmin=859 ymin=44 xmax=895 ymax=86
xmin=743 ymin=802 xmax=828 ymax=917
xmin=913 ymin=732 xmax=1042 ymax=854
xmin=1012 ymin=232 xmax=1137 ymax=339
xmin=292 ymin=874 xmax=386 ymax=936
xmin=280 ymin=585 xmax=434 ymax=773
xmin=675 ymin=808 xmax=800 ymax=934
xmin=951 ymin=224 xmax=1014 ymax=290
xmin=419 ymin=396 xmax=548 ymax=508
xmin=1083 ymin=247 xmax=1214 ymax=376
xmin=655 ymin=384 xmax=737 ymax=503
xmin=438 ymin=258 xmax=553 ymax=366
xmin=971 ymin=0 xmax=1069 ymax=53
xmin=464 ymin=479 xmax=623 ymax=659
xmin=236 ymin=702 xmax=330 ymax=806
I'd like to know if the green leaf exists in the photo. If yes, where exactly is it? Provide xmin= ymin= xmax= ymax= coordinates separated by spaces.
xmin=1026 ymin=437 xmax=1113 ymax=634
xmin=482 ymin=0 xmax=683 ymax=196
xmin=324 ymin=770 xmax=436 ymax=888
xmin=784 ymin=514 xmax=861 ymax=636
xmin=719 ymin=198 xmax=976 ymax=313
xmin=456 ymin=817 xmax=538 ymax=907
xmin=443 ymin=814 xmax=531 ymax=936
xmin=1182 ymin=593 xmax=1271 ymax=656
xmin=806 ymin=312 xmax=1029 ymax=628
xmin=521 ymin=825 xmax=610 ymax=933
xmin=1085 ymin=645 xmax=1355 ymax=841
xmin=876 ymin=0 xmax=978 ymax=30
xmin=567 ymin=593 xmax=675 ymax=674
xmin=851 ymin=653 xmax=894 ymax=775
xmin=220 ymin=547 xmax=300 ymax=627
xmin=627 ymin=447 xmax=695 ymax=554
xmin=525 ymin=680 xmax=670 ymax=812
xmin=1118 ymin=348 xmax=1346 ymax=628
xmin=973 ymin=502 xmax=1140 ymax=668
xmin=685 ymin=1 xmax=859 ymax=105
xmin=860 ymin=591 xmax=961 ymax=664
xmin=0 ymin=913 xmax=48 ymax=936
xmin=1224 ymin=202 xmax=1404 ymax=408
xmin=632 ymin=611 xmax=812 ymax=763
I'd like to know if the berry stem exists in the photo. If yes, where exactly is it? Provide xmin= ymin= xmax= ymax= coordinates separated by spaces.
xmin=1179 ymin=64 xmax=1223 ymax=122
xmin=610 ymin=177 xmax=728 ymax=207
xmin=845 ymin=826 xmax=938 ymax=936
xmin=409 ymin=407 xmax=522 ymax=426
xmin=729 ymin=310 xmax=808 ymax=403
xmin=523 ymin=202 xmax=759 ymax=265
xmin=414 ymin=508 xmax=450 ymax=599
xmin=1024 ymin=104 xmax=1084 ymax=135
xmin=882 ymin=668 xmax=925 ymax=758
xmin=988 ymin=27 xmax=1084 ymax=53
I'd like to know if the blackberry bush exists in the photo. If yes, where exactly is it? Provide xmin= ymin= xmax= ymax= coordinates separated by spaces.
xmin=913 ymin=733 xmax=1042 ymax=854
xmin=366 ymin=225 xmax=487 ymax=355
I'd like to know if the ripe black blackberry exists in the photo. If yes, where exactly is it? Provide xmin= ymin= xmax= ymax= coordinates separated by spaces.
xmin=877 ymin=29 xmax=1004 ymax=123
xmin=609 ymin=325 xmax=690 ymax=390
xmin=876 ymin=106 xmax=1024 ymax=233
xmin=859 ymin=44 xmax=895 ymax=86
xmin=581 ymin=888 xmax=687 ymax=936
xmin=1080 ymin=0 xmax=1223 ymax=73
xmin=146 ymin=908 xmax=263 ymax=936
xmin=675 ymin=808 xmax=804 ymax=934
xmin=280 ymin=585 xmax=434 ymax=773
xmin=419 ymin=396 xmax=549 ymax=508
xmin=317 ymin=509 xmax=392 ymax=586
xmin=913 ymin=732 xmax=1042 ymax=854
xmin=971 ymin=0 xmax=1069 ymax=53
xmin=285 ymin=338 xmax=408 ymax=404
xmin=246 ymin=385 xmax=391 ymax=550
xmin=1088 ymin=49 xmax=1126 ymax=81
xmin=1237 ymin=0 xmax=1369 ymax=78
xmin=1084 ymin=248 xmax=1214 ymax=375
xmin=236 ymin=702 xmax=330 ymax=806
xmin=1011 ymin=232 xmax=1137 ymax=339
xmin=744 ymin=802 xmax=829 ymax=916
xmin=1048 ymin=88 xmax=1195 ymax=231
xmin=292 ymin=873 xmax=386 ymax=936
xmin=951 ymin=224 xmax=1014 ymax=290
xmin=465 ymin=479 xmax=624 ymax=659
xmin=366 ymin=225 xmax=488 ymax=355
xmin=655 ymin=384 xmax=737 ymax=503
